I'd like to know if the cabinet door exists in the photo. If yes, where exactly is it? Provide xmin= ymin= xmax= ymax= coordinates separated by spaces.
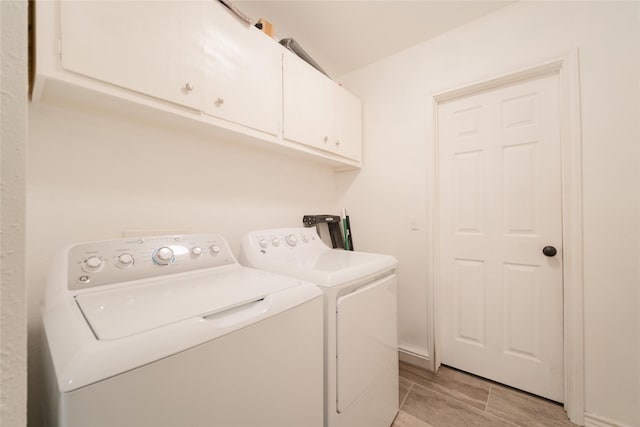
xmin=284 ymin=52 xmax=362 ymax=161
xmin=201 ymin=2 xmax=282 ymax=136
xmin=332 ymin=86 xmax=362 ymax=162
xmin=60 ymin=1 xmax=204 ymax=110
xmin=283 ymin=53 xmax=333 ymax=150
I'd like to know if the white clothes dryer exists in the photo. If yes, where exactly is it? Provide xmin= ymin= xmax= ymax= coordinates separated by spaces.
xmin=42 ymin=233 xmax=324 ymax=427
xmin=240 ymin=227 xmax=399 ymax=427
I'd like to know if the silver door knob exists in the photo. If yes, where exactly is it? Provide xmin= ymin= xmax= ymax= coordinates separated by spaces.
xmin=184 ymin=82 xmax=194 ymax=91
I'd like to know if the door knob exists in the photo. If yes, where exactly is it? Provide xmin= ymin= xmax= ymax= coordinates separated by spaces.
xmin=542 ymin=246 xmax=557 ymax=257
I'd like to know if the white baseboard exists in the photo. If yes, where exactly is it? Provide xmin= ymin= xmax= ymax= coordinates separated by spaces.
xmin=584 ymin=412 xmax=635 ymax=427
xmin=398 ymin=347 xmax=432 ymax=371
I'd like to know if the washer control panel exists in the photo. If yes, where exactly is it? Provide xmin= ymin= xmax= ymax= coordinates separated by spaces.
xmin=67 ymin=234 xmax=235 ymax=290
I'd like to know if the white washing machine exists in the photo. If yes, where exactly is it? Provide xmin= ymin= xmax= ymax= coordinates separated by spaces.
xmin=42 ymin=233 xmax=324 ymax=427
xmin=239 ymin=227 xmax=399 ymax=427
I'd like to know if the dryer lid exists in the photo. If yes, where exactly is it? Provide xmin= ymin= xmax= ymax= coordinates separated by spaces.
xmin=251 ymin=249 xmax=397 ymax=287
xmin=75 ymin=266 xmax=302 ymax=340
xmin=240 ymin=228 xmax=397 ymax=287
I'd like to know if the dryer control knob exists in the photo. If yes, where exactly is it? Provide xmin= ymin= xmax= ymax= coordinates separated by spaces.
xmin=116 ymin=253 xmax=134 ymax=268
xmin=301 ymin=234 xmax=310 ymax=243
xmin=271 ymin=237 xmax=281 ymax=247
xmin=153 ymin=247 xmax=174 ymax=265
xmin=191 ymin=247 xmax=203 ymax=256
xmin=210 ymin=245 xmax=221 ymax=255
xmin=286 ymin=234 xmax=298 ymax=247
xmin=83 ymin=256 xmax=103 ymax=272
xmin=259 ymin=239 xmax=269 ymax=248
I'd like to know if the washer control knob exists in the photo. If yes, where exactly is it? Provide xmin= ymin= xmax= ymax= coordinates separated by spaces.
xmin=301 ymin=234 xmax=310 ymax=243
xmin=191 ymin=247 xmax=203 ymax=256
xmin=83 ymin=256 xmax=103 ymax=272
xmin=210 ymin=245 xmax=221 ymax=255
xmin=153 ymin=247 xmax=174 ymax=265
xmin=259 ymin=239 xmax=269 ymax=249
xmin=271 ymin=237 xmax=281 ymax=247
xmin=286 ymin=234 xmax=298 ymax=247
xmin=116 ymin=253 xmax=134 ymax=268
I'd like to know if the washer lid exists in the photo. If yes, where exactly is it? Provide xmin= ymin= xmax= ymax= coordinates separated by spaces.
xmin=75 ymin=266 xmax=302 ymax=340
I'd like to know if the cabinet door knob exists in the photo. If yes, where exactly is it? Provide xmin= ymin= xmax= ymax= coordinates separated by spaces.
xmin=323 ymin=136 xmax=329 ymax=143
xmin=215 ymin=97 xmax=225 ymax=105
xmin=184 ymin=82 xmax=194 ymax=91
xmin=335 ymin=140 xmax=341 ymax=147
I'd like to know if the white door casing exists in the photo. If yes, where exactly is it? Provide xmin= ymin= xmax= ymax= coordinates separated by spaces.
xmin=431 ymin=53 xmax=584 ymax=424
xmin=437 ymin=72 xmax=564 ymax=402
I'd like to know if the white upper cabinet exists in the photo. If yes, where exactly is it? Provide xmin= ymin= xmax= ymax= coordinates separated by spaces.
xmin=283 ymin=52 xmax=362 ymax=162
xmin=282 ymin=51 xmax=333 ymax=150
xmin=201 ymin=2 xmax=282 ymax=136
xmin=60 ymin=1 xmax=205 ymax=110
xmin=35 ymin=1 xmax=361 ymax=170
xmin=332 ymin=85 xmax=363 ymax=161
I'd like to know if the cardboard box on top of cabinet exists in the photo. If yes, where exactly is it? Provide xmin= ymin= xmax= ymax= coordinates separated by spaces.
xmin=256 ymin=18 xmax=274 ymax=37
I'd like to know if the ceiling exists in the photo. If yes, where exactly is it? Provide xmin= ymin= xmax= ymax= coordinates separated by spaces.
xmin=233 ymin=1 xmax=514 ymax=77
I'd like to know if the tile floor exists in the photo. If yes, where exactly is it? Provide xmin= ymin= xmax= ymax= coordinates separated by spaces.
xmin=393 ymin=362 xmax=577 ymax=427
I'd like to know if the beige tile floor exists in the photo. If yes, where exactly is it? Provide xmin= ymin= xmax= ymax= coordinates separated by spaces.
xmin=393 ymin=362 xmax=578 ymax=427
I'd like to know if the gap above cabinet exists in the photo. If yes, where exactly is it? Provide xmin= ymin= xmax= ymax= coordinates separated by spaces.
xmin=31 ymin=0 xmax=362 ymax=171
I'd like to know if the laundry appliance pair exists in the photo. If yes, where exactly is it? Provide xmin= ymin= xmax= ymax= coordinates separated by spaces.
xmin=42 ymin=228 xmax=398 ymax=427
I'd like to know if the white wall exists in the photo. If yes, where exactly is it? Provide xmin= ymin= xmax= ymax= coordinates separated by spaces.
xmin=26 ymin=100 xmax=342 ymax=425
xmin=338 ymin=1 xmax=639 ymax=426
xmin=1 ymin=1 xmax=28 ymax=426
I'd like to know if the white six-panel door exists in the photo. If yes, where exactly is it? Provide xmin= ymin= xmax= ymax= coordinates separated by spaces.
xmin=438 ymin=73 xmax=563 ymax=402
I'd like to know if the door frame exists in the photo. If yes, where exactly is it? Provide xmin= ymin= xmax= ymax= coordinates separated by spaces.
xmin=429 ymin=50 xmax=584 ymax=424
